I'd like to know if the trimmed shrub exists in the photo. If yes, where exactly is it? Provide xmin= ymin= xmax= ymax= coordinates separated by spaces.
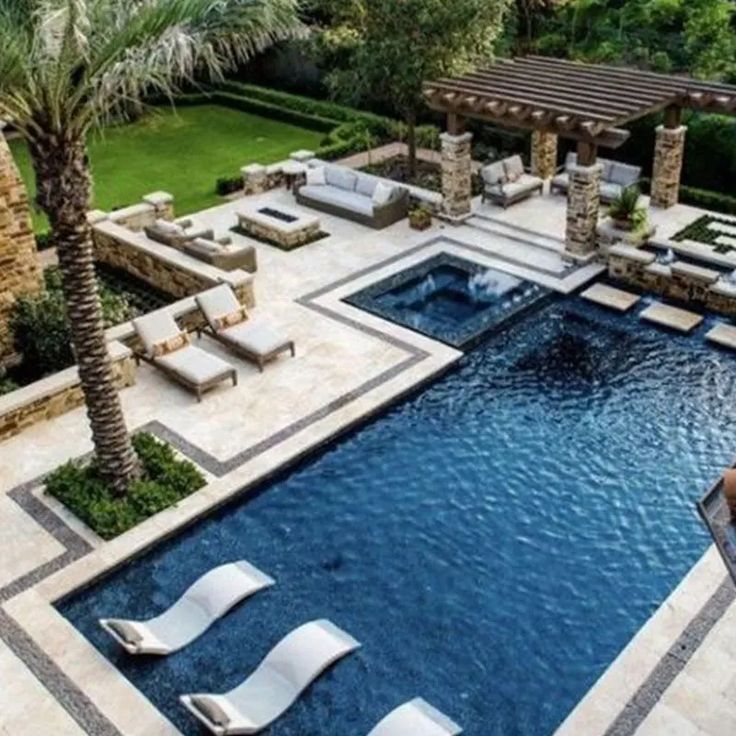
xmin=678 ymin=186 xmax=736 ymax=217
xmin=45 ymin=432 xmax=206 ymax=539
xmin=215 ymin=176 xmax=243 ymax=196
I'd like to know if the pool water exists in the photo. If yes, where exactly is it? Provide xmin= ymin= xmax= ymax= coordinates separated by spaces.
xmin=345 ymin=253 xmax=548 ymax=347
xmin=60 ymin=296 xmax=735 ymax=735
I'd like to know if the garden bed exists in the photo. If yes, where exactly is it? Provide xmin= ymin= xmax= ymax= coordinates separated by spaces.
xmin=45 ymin=433 xmax=205 ymax=539
xmin=673 ymin=214 xmax=736 ymax=254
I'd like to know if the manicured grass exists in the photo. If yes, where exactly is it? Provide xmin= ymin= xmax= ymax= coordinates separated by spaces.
xmin=9 ymin=104 xmax=325 ymax=232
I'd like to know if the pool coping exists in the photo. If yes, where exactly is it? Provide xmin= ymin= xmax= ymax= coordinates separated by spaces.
xmin=0 ymin=234 xmax=732 ymax=736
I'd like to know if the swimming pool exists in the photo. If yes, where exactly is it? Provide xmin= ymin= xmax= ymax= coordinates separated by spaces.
xmin=60 ymin=295 xmax=735 ymax=735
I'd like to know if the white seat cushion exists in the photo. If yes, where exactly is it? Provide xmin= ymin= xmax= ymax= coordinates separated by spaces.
xmin=133 ymin=310 xmax=181 ymax=357
xmin=299 ymin=185 xmax=374 ymax=216
xmin=196 ymin=285 xmax=242 ymax=326
xmin=156 ymin=346 xmax=233 ymax=384
xmin=223 ymin=321 xmax=290 ymax=355
xmin=306 ymin=167 xmax=326 ymax=186
xmin=325 ymin=166 xmax=357 ymax=191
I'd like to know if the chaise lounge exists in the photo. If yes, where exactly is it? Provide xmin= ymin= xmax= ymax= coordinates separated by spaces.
xmin=99 ymin=561 xmax=274 ymax=656
xmin=196 ymin=284 xmax=295 ymax=372
xmin=133 ymin=310 xmax=237 ymax=400
xmin=481 ymin=155 xmax=543 ymax=208
xmin=180 ymin=619 xmax=361 ymax=735
xmin=296 ymin=163 xmax=409 ymax=229
xmin=368 ymin=698 xmax=462 ymax=736
xmin=551 ymin=152 xmax=641 ymax=203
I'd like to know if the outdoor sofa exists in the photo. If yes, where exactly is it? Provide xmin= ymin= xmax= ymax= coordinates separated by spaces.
xmin=144 ymin=218 xmax=214 ymax=249
xmin=196 ymin=284 xmax=295 ymax=372
xmin=295 ymin=163 xmax=409 ymax=228
xmin=481 ymin=155 xmax=544 ymax=208
xmin=551 ymin=152 xmax=641 ymax=203
xmin=132 ymin=310 xmax=237 ymax=401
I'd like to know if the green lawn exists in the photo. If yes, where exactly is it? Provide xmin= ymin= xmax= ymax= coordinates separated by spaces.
xmin=9 ymin=104 xmax=325 ymax=232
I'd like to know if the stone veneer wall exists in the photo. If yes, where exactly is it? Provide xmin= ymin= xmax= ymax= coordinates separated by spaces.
xmin=531 ymin=131 xmax=558 ymax=180
xmin=0 ymin=341 xmax=135 ymax=441
xmin=608 ymin=246 xmax=736 ymax=316
xmin=650 ymin=125 xmax=686 ymax=209
xmin=0 ymin=131 xmax=43 ymax=364
xmin=440 ymin=132 xmax=473 ymax=220
xmin=565 ymin=163 xmax=602 ymax=257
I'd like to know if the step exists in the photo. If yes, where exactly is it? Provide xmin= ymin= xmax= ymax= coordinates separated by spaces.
xmin=581 ymin=283 xmax=640 ymax=312
xmin=640 ymin=302 xmax=704 ymax=333
xmin=706 ymin=323 xmax=736 ymax=351
xmin=467 ymin=215 xmax=564 ymax=254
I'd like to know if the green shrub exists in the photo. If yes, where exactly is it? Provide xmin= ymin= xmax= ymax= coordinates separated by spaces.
xmin=35 ymin=231 xmax=53 ymax=250
xmin=45 ymin=433 xmax=206 ymax=539
xmin=215 ymin=175 xmax=243 ymax=196
xmin=0 ymin=376 xmax=18 ymax=395
xmin=678 ymin=185 xmax=736 ymax=217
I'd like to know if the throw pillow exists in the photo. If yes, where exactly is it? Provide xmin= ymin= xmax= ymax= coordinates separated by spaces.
xmin=503 ymin=156 xmax=524 ymax=182
xmin=306 ymin=167 xmax=326 ymax=186
xmin=372 ymin=181 xmax=396 ymax=206
xmin=212 ymin=306 xmax=248 ymax=331
xmin=152 ymin=331 xmax=190 ymax=357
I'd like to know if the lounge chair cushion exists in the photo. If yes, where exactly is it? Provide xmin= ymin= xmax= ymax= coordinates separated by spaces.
xmin=306 ymin=167 xmax=326 ymax=186
xmin=372 ymin=181 xmax=396 ymax=206
xmin=482 ymin=162 xmax=506 ymax=187
xmin=355 ymin=174 xmax=380 ymax=198
xmin=212 ymin=306 xmax=248 ymax=331
xmin=503 ymin=155 xmax=524 ymax=182
xmin=325 ymin=166 xmax=357 ymax=191
xmin=133 ymin=311 xmax=183 ymax=358
xmin=155 ymin=345 xmax=234 ymax=385
xmin=189 ymin=696 xmax=232 ymax=728
xmin=106 ymin=620 xmax=144 ymax=646
xmin=154 ymin=220 xmax=184 ymax=235
xmin=552 ymin=173 xmax=569 ymax=191
xmin=499 ymin=173 xmax=542 ymax=198
xmin=609 ymin=162 xmax=639 ymax=186
xmin=152 ymin=331 xmax=190 ymax=358
xmin=564 ymin=152 xmax=577 ymax=169
xmin=222 ymin=321 xmax=290 ymax=356
xmin=298 ymin=185 xmax=374 ymax=217
xmin=197 ymin=284 xmax=241 ymax=326
xmin=600 ymin=182 xmax=622 ymax=201
xmin=189 ymin=237 xmax=224 ymax=255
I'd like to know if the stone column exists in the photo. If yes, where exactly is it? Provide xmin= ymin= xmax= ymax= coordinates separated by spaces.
xmin=241 ymin=164 xmax=267 ymax=195
xmin=440 ymin=132 xmax=473 ymax=221
xmin=0 ymin=125 xmax=43 ymax=365
xmin=651 ymin=124 xmax=686 ymax=209
xmin=531 ymin=131 xmax=558 ymax=180
xmin=565 ymin=163 xmax=603 ymax=258
xmin=143 ymin=191 xmax=175 ymax=221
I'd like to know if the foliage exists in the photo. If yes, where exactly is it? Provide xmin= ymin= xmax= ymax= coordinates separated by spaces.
xmin=45 ymin=433 xmax=206 ymax=539
xmin=607 ymin=185 xmax=648 ymax=229
xmin=0 ymin=376 xmax=18 ymax=395
xmin=216 ymin=175 xmax=244 ymax=196
xmin=678 ymin=186 xmax=736 ymax=218
xmin=11 ymin=267 xmax=132 ymax=380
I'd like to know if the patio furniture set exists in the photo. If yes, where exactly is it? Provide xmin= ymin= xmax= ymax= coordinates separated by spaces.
xmin=99 ymin=560 xmax=462 ymax=736
xmin=132 ymin=284 xmax=295 ymax=401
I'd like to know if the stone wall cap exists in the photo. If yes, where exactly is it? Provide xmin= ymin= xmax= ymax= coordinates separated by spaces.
xmin=609 ymin=243 xmax=656 ymax=263
xmin=265 ymin=163 xmax=283 ymax=175
xmin=671 ymin=260 xmax=721 ymax=283
xmin=86 ymin=209 xmax=108 ymax=225
xmin=655 ymin=124 xmax=687 ymax=135
xmin=290 ymin=149 xmax=315 ymax=162
xmin=142 ymin=191 xmax=174 ymax=206
xmin=108 ymin=202 xmax=154 ymax=223
xmin=644 ymin=262 xmax=672 ymax=277
xmin=241 ymin=163 xmax=266 ymax=176
xmin=710 ymin=280 xmax=736 ymax=298
xmin=440 ymin=132 xmax=473 ymax=144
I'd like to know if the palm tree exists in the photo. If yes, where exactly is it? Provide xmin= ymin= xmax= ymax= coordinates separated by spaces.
xmin=0 ymin=0 xmax=301 ymax=495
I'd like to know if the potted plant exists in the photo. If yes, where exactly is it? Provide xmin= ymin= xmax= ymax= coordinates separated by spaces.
xmin=408 ymin=203 xmax=432 ymax=231
xmin=607 ymin=185 xmax=648 ymax=232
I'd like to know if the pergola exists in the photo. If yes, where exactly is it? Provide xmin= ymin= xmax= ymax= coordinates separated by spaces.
xmin=424 ymin=56 xmax=736 ymax=257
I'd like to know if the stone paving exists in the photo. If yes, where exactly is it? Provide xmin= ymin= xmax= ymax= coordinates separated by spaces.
xmin=1 ymin=184 xmax=735 ymax=735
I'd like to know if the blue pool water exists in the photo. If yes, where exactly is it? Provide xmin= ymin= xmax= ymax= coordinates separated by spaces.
xmin=345 ymin=253 xmax=548 ymax=347
xmin=60 ymin=296 xmax=736 ymax=735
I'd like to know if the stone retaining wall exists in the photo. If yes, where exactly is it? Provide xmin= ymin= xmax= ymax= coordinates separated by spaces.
xmin=608 ymin=243 xmax=736 ymax=316
xmin=0 ymin=341 xmax=135 ymax=442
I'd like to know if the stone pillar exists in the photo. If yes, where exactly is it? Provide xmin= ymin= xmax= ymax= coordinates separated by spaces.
xmin=241 ymin=164 xmax=267 ymax=195
xmin=651 ymin=124 xmax=686 ymax=209
xmin=440 ymin=132 xmax=473 ymax=221
xmin=531 ymin=131 xmax=558 ymax=180
xmin=565 ymin=163 xmax=603 ymax=258
xmin=142 ymin=191 xmax=174 ymax=221
xmin=0 ymin=125 xmax=43 ymax=365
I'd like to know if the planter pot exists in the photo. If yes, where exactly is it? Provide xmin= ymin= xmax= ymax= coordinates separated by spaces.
xmin=611 ymin=218 xmax=635 ymax=231
xmin=409 ymin=212 xmax=432 ymax=231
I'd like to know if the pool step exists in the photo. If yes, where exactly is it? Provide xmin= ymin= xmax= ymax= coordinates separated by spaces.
xmin=581 ymin=283 xmax=640 ymax=312
xmin=706 ymin=322 xmax=736 ymax=350
xmin=467 ymin=215 xmax=564 ymax=255
xmin=639 ymin=302 xmax=704 ymax=333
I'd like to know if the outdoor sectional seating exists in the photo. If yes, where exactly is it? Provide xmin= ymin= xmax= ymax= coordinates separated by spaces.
xmin=481 ymin=155 xmax=544 ymax=208
xmin=144 ymin=218 xmax=215 ymax=249
xmin=296 ymin=163 xmax=409 ymax=229
xmin=183 ymin=236 xmax=257 ymax=272
xmin=132 ymin=309 xmax=237 ymax=401
xmin=551 ymin=152 xmax=641 ymax=203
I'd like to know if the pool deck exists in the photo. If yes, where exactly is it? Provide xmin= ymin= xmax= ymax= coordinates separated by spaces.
xmin=1 ymin=185 xmax=735 ymax=736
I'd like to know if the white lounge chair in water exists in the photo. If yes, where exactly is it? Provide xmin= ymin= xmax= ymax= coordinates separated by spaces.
xmin=180 ymin=619 xmax=360 ymax=735
xmin=368 ymin=698 xmax=462 ymax=736
xmin=99 ymin=561 xmax=274 ymax=655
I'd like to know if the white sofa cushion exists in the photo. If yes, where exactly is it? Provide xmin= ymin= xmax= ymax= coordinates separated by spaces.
xmin=482 ymin=162 xmax=506 ymax=186
xmin=299 ymin=185 xmax=375 ymax=217
xmin=155 ymin=346 xmax=233 ymax=384
xmin=503 ymin=155 xmax=525 ymax=181
xmin=372 ymin=181 xmax=395 ymax=206
xmin=306 ymin=167 xmax=326 ymax=186
xmin=325 ymin=166 xmax=357 ymax=191
xmin=355 ymin=174 xmax=380 ymax=198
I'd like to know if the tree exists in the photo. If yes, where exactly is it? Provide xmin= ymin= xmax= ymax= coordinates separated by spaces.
xmin=324 ymin=0 xmax=507 ymax=176
xmin=0 ymin=0 xmax=301 ymax=494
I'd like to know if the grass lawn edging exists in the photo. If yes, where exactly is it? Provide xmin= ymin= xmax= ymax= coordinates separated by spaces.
xmin=46 ymin=433 xmax=206 ymax=540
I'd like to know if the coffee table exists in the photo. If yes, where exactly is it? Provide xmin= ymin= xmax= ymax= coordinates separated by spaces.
xmin=237 ymin=204 xmax=321 ymax=250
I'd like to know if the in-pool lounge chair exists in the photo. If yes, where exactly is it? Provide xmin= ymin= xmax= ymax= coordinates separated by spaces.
xmin=99 ymin=561 xmax=274 ymax=656
xmin=195 ymin=284 xmax=295 ymax=372
xmin=133 ymin=309 xmax=237 ymax=401
xmin=368 ymin=698 xmax=462 ymax=736
xmin=181 ymin=619 xmax=360 ymax=735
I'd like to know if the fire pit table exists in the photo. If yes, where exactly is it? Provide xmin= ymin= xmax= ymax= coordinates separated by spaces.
xmin=236 ymin=204 xmax=321 ymax=250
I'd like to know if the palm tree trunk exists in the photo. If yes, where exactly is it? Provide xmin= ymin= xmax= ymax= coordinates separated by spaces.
xmin=30 ymin=136 xmax=140 ymax=495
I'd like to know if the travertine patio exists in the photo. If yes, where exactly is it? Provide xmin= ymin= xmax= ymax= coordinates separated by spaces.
xmin=1 ymin=181 xmax=736 ymax=736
